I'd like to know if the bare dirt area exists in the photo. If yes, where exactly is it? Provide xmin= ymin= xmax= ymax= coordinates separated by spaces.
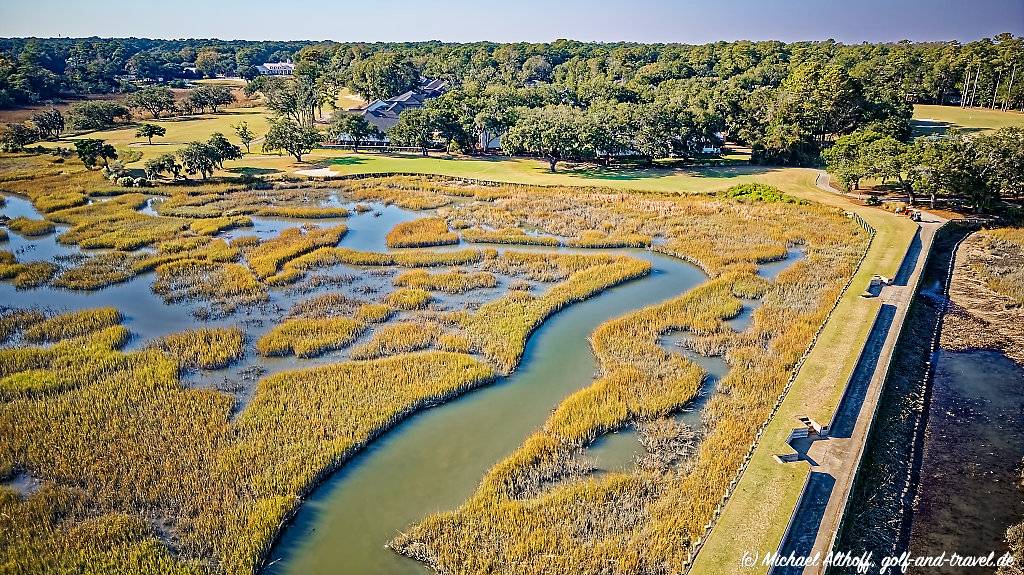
xmin=941 ymin=230 xmax=1024 ymax=365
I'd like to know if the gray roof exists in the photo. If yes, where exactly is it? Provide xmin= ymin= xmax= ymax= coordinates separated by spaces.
xmin=328 ymin=78 xmax=450 ymax=140
xmin=362 ymin=109 xmax=402 ymax=132
xmin=351 ymin=78 xmax=449 ymax=133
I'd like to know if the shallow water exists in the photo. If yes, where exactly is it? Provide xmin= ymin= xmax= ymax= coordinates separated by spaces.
xmin=583 ymin=249 xmax=806 ymax=472
xmin=908 ymin=350 xmax=1024 ymax=573
xmin=265 ymin=249 xmax=707 ymax=575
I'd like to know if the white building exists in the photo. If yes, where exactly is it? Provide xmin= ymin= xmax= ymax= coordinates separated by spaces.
xmin=256 ymin=62 xmax=295 ymax=76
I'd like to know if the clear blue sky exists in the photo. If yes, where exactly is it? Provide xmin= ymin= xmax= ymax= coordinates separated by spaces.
xmin=0 ymin=0 xmax=1021 ymax=43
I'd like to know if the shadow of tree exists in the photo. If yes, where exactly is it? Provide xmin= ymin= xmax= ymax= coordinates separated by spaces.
xmin=227 ymin=167 xmax=280 ymax=175
xmin=328 ymin=157 xmax=368 ymax=166
xmin=911 ymin=119 xmax=987 ymax=137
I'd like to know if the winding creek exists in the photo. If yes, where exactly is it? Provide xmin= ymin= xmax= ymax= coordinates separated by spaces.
xmin=2 ymin=190 xmax=807 ymax=574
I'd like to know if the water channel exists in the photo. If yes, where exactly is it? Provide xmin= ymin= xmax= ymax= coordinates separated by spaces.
xmin=2 ymin=191 xmax=804 ymax=575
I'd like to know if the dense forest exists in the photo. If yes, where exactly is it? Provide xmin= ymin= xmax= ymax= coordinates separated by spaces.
xmin=1 ymin=34 xmax=1022 ymax=167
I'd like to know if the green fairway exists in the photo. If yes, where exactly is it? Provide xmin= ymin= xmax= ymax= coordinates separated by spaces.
xmin=320 ymin=152 xmax=772 ymax=193
xmin=913 ymin=104 xmax=1024 ymax=136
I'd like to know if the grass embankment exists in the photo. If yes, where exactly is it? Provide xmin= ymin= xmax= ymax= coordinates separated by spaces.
xmin=690 ymin=169 xmax=918 ymax=575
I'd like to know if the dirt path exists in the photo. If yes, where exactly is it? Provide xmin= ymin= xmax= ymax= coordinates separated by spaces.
xmin=941 ymin=231 xmax=1024 ymax=365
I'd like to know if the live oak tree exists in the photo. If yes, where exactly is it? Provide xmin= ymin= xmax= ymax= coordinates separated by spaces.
xmin=67 ymin=101 xmax=131 ymax=131
xmin=127 ymin=86 xmax=175 ymax=119
xmin=206 ymin=132 xmax=242 ymax=167
xmin=177 ymin=141 xmax=218 ymax=180
xmin=863 ymin=137 xmax=918 ymax=204
xmin=232 ymin=121 xmax=255 ymax=153
xmin=503 ymin=105 xmax=594 ymax=172
xmin=348 ymin=52 xmax=419 ymax=102
xmin=30 ymin=109 xmax=64 ymax=140
xmin=74 ymin=139 xmax=117 ymax=169
xmin=822 ymin=130 xmax=886 ymax=191
xmin=187 ymin=85 xmax=234 ymax=114
xmin=144 ymin=153 xmax=181 ymax=180
xmin=388 ymin=109 xmax=435 ymax=156
xmin=135 ymin=123 xmax=166 ymax=145
xmin=262 ymin=117 xmax=323 ymax=162
xmin=1 ymin=123 xmax=40 ymax=151
xmin=260 ymin=75 xmax=320 ymax=127
xmin=328 ymin=113 xmax=381 ymax=152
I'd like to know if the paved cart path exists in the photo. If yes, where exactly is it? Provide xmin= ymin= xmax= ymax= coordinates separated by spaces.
xmin=779 ymin=173 xmax=946 ymax=574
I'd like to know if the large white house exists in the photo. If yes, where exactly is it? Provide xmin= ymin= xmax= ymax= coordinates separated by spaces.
xmin=256 ymin=61 xmax=295 ymax=76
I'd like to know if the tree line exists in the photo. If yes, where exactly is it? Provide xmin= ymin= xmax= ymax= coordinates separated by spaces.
xmin=2 ymin=34 xmax=1022 ymax=166
xmin=824 ymin=126 xmax=1024 ymax=213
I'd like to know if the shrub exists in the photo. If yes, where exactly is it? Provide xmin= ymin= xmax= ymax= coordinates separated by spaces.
xmin=719 ymin=183 xmax=804 ymax=203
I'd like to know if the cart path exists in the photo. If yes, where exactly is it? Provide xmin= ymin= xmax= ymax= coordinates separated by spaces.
xmin=771 ymin=173 xmax=946 ymax=574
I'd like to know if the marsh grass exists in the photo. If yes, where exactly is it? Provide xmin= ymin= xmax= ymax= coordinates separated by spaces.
xmin=0 ymin=251 xmax=57 ymax=289
xmin=244 ymin=225 xmax=346 ymax=280
xmin=394 ymin=269 xmax=497 ymax=294
xmin=22 ymin=307 xmax=122 ymax=343
xmin=7 ymin=217 xmax=54 ymax=237
xmin=566 ymin=230 xmax=652 ymax=248
xmin=350 ymin=321 xmax=440 ymax=360
xmin=189 ymin=215 xmax=253 ymax=236
xmin=256 ymin=317 xmax=366 ymax=358
xmin=385 ymin=217 xmax=458 ymax=248
xmin=0 ymin=309 xmax=45 ymax=344
xmin=149 ymin=327 xmax=246 ymax=370
xmin=461 ymin=227 xmax=560 ymax=246
xmin=153 ymin=260 xmax=266 ymax=315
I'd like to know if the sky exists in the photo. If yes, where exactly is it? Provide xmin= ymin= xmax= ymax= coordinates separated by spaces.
xmin=0 ymin=0 xmax=1022 ymax=43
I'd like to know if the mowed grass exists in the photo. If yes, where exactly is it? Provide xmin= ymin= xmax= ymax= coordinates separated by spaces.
xmin=690 ymin=169 xmax=918 ymax=575
xmin=332 ymin=87 xmax=366 ymax=111
xmin=58 ymin=107 xmax=274 ymax=164
xmin=912 ymin=104 xmax=1024 ymax=136
xmin=322 ymin=153 xmax=769 ymax=193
